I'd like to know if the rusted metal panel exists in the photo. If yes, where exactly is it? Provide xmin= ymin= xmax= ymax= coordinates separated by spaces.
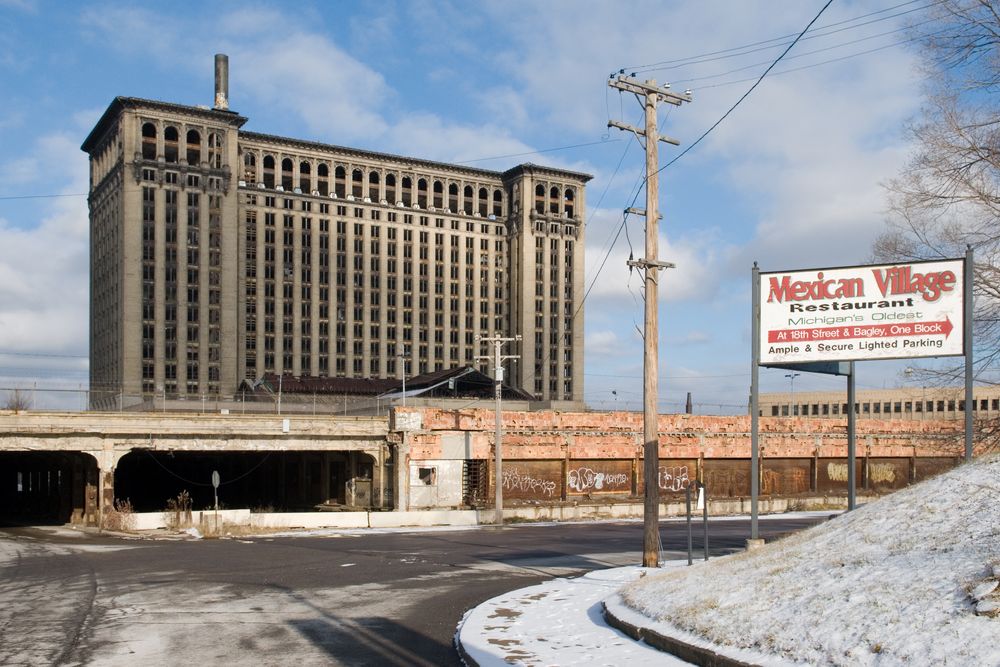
xmin=915 ymin=456 xmax=958 ymax=481
xmin=866 ymin=458 xmax=909 ymax=491
xmin=702 ymin=459 xmax=751 ymax=497
xmin=817 ymin=458 xmax=863 ymax=493
xmin=762 ymin=458 xmax=811 ymax=496
xmin=566 ymin=459 xmax=632 ymax=495
xmin=638 ymin=459 xmax=697 ymax=495
xmin=498 ymin=460 xmax=561 ymax=500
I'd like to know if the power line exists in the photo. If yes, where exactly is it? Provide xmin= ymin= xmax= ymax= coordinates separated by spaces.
xmin=623 ymin=0 xmax=937 ymax=73
xmin=693 ymin=28 xmax=933 ymax=92
xmin=658 ymin=0 xmax=836 ymax=174
xmin=671 ymin=18 xmax=940 ymax=88
xmin=454 ymin=138 xmax=620 ymax=164
xmin=0 ymin=193 xmax=87 ymax=201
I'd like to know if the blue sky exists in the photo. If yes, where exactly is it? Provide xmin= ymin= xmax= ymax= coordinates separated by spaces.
xmin=0 ymin=0 xmax=943 ymax=411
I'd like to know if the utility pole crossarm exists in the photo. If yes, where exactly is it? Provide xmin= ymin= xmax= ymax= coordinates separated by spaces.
xmin=608 ymin=75 xmax=692 ymax=105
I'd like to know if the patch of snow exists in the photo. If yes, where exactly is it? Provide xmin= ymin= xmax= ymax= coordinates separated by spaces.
xmin=972 ymin=580 xmax=998 ymax=601
xmin=621 ymin=453 xmax=1000 ymax=666
xmin=458 ymin=566 xmax=690 ymax=665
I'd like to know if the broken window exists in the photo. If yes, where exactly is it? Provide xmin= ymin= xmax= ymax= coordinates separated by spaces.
xmin=317 ymin=163 xmax=329 ymax=195
xmin=163 ymin=126 xmax=179 ymax=163
xmin=417 ymin=466 xmax=437 ymax=486
xmin=281 ymin=158 xmax=293 ymax=191
xmin=564 ymin=188 xmax=575 ymax=217
xmin=351 ymin=169 xmax=363 ymax=198
xmin=243 ymin=152 xmax=257 ymax=184
xmin=385 ymin=173 xmax=396 ymax=203
xmin=448 ymin=183 xmax=458 ymax=213
xmin=329 ymin=165 xmax=344 ymax=197
xmin=141 ymin=122 xmax=157 ymax=160
xmin=262 ymin=155 xmax=275 ymax=188
xmin=535 ymin=183 xmax=545 ymax=214
xmin=296 ymin=160 xmax=310 ymax=193
xmin=549 ymin=186 xmax=560 ymax=214
xmin=186 ymin=129 xmax=201 ymax=165
xmin=431 ymin=180 xmax=442 ymax=209
xmin=368 ymin=170 xmax=380 ymax=201
xmin=463 ymin=185 xmax=474 ymax=214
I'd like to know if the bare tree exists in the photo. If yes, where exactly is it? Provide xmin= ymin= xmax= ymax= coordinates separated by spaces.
xmin=3 ymin=388 xmax=32 ymax=411
xmin=877 ymin=1 xmax=1000 ymax=451
xmin=876 ymin=0 xmax=1000 ymax=387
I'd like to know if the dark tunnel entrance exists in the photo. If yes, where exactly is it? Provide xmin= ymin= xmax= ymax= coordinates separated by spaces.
xmin=0 ymin=452 xmax=98 ymax=526
xmin=115 ymin=450 xmax=384 ymax=513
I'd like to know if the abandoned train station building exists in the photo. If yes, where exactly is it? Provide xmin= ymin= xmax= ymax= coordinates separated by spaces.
xmin=81 ymin=54 xmax=590 ymax=413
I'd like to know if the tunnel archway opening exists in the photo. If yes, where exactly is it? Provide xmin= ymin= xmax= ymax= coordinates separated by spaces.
xmin=114 ymin=450 xmax=385 ymax=513
xmin=0 ymin=452 xmax=97 ymax=526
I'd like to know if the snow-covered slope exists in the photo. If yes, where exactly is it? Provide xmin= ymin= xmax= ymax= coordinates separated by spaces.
xmin=621 ymin=454 xmax=1000 ymax=666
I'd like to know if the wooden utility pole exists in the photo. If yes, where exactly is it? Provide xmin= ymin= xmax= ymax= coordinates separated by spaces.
xmin=477 ymin=334 xmax=521 ymax=526
xmin=608 ymin=74 xmax=691 ymax=567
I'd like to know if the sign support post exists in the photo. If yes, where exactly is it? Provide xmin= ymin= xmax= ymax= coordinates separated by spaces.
xmin=965 ymin=247 xmax=974 ymax=461
xmin=847 ymin=361 xmax=856 ymax=511
xmin=750 ymin=264 xmax=761 ymax=541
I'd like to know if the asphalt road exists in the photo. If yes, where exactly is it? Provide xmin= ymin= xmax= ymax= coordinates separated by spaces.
xmin=0 ymin=515 xmax=828 ymax=666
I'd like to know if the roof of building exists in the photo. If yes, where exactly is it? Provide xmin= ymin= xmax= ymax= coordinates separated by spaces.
xmin=81 ymin=96 xmax=248 ymax=153
xmin=246 ymin=366 xmax=534 ymax=402
xmin=82 ymin=97 xmax=593 ymax=184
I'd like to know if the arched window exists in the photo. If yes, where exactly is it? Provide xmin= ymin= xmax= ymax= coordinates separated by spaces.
xmin=262 ymin=155 xmax=275 ymax=188
xmin=492 ymin=189 xmax=503 ymax=217
xmin=243 ymin=152 xmax=257 ymax=184
xmin=448 ymin=183 xmax=459 ymax=213
xmin=463 ymin=185 xmax=474 ymax=214
xmin=186 ymin=130 xmax=201 ymax=165
xmin=317 ymin=163 xmax=329 ymax=196
xmin=163 ymin=126 xmax=179 ymax=163
xmin=368 ymin=171 xmax=380 ymax=201
xmin=478 ymin=187 xmax=489 ymax=216
xmin=300 ymin=161 xmax=312 ymax=193
xmin=207 ymin=133 xmax=222 ymax=169
xmin=417 ymin=178 xmax=428 ymax=208
xmin=385 ymin=174 xmax=396 ymax=203
xmin=432 ymin=180 xmax=443 ymax=209
xmin=535 ymin=183 xmax=545 ymax=214
xmin=401 ymin=176 xmax=412 ymax=206
xmin=549 ymin=186 xmax=560 ymax=214
xmin=281 ymin=158 xmax=293 ymax=191
xmin=334 ymin=166 xmax=346 ymax=197
xmin=564 ymin=188 xmax=575 ymax=218
xmin=351 ymin=169 xmax=363 ymax=198
xmin=141 ymin=123 xmax=157 ymax=160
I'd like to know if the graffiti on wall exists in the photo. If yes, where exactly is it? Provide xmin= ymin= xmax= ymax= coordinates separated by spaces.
xmin=503 ymin=466 xmax=557 ymax=497
xmin=868 ymin=462 xmax=897 ymax=484
xmin=658 ymin=466 xmax=690 ymax=492
xmin=567 ymin=467 xmax=630 ymax=493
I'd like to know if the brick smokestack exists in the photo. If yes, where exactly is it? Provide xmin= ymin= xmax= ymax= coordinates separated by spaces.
xmin=214 ymin=54 xmax=229 ymax=110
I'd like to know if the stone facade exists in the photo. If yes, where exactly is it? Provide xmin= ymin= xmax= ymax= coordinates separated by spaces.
xmin=81 ymin=65 xmax=590 ymax=408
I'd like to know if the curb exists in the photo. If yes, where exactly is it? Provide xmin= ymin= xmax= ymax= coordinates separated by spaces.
xmin=602 ymin=596 xmax=761 ymax=667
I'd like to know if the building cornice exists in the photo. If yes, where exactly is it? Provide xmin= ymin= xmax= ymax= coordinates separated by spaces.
xmin=81 ymin=97 xmax=248 ymax=153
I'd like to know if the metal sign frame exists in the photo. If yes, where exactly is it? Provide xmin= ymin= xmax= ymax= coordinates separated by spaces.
xmin=749 ymin=249 xmax=974 ymax=541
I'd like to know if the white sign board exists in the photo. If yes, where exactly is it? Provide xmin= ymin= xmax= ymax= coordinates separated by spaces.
xmin=760 ymin=259 xmax=965 ymax=364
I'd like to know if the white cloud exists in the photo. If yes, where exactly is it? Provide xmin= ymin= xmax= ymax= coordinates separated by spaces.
xmin=0 ymin=197 xmax=87 ymax=354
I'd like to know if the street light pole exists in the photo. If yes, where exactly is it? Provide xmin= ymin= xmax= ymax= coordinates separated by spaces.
xmin=785 ymin=372 xmax=800 ymax=417
xmin=399 ymin=348 xmax=408 ymax=408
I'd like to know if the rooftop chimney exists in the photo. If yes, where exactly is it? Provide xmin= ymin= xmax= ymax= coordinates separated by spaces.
xmin=214 ymin=54 xmax=229 ymax=110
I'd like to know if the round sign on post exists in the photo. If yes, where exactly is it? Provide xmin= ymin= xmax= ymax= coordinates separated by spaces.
xmin=211 ymin=470 xmax=220 ymax=514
